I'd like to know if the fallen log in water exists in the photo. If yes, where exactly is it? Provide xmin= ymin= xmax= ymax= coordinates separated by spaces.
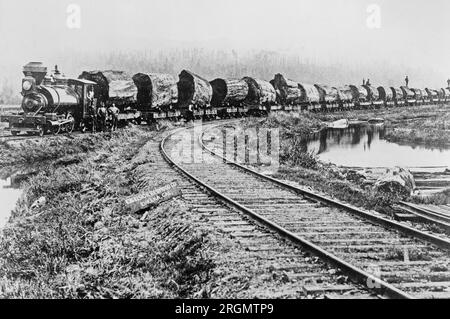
xmin=177 ymin=70 xmax=212 ymax=109
xmin=78 ymin=70 xmax=137 ymax=104
xmin=210 ymin=78 xmax=249 ymax=107
xmin=132 ymin=73 xmax=178 ymax=110
xmin=242 ymin=77 xmax=276 ymax=105
xmin=270 ymin=74 xmax=302 ymax=105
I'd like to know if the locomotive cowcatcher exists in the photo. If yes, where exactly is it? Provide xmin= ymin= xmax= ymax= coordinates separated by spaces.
xmin=0 ymin=62 xmax=97 ymax=136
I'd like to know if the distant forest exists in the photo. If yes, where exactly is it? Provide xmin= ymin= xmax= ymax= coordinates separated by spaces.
xmin=0 ymin=49 xmax=445 ymax=104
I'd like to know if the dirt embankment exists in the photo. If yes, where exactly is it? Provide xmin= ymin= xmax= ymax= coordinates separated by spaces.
xmin=0 ymin=127 xmax=222 ymax=298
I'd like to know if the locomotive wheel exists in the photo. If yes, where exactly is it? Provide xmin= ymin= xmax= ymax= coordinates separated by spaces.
xmin=66 ymin=115 xmax=75 ymax=133
xmin=51 ymin=125 xmax=61 ymax=135
xmin=36 ymin=125 xmax=44 ymax=137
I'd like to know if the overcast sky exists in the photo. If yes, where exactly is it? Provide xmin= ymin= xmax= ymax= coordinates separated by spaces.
xmin=1 ymin=0 xmax=449 ymax=86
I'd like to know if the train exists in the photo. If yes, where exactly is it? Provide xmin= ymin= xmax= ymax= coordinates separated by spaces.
xmin=1 ymin=62 xmax=449 ymax=136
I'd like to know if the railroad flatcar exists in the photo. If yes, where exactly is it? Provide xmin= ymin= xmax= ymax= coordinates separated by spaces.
xmin=440 ymin=88 xmax=450 ymax=103
xmin=177 ymin=70 xmax=215 ymax=119
xmin=410 ymin=88 xmax=425 ymax=105
xmin=210 ymin=78 xmax=249 ymax=117
xmin=390 ymin=87 xmax=405 ymax=107
xmin=78 ymin=70 xmax=141 ymax=124
xmin=335 ymin=87 xmax=354 ymax=109
xmin=298 ymin=83 xmax=321 ymax=111
xmin=132 ymin=73 xmax=179 ymax=121
xmin=270 ymin=74 xmax=302 ymax=112
xmin=314 ymin=84 xmax=339 ymax=112
xmin=400 ymin=86 xmax=416 ymax=106
xmin=377 ymin=86 xmax=395 ymax=107
xmin=426 ymin=88 xmax=440 ymax=104
xmin=242 ymin=77 xmax=277 ymax=115
xmin=348 ymin=85 xmax=371 ymax=108
xmin=363 ymin=84 xmax=384 ymax=107
xmin=0 ymin=62 xmax=96 ymax=136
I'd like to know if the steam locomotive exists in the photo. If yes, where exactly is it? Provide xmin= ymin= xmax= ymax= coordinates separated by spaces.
xmin=1 ymin=62 xmax=449 ymax=136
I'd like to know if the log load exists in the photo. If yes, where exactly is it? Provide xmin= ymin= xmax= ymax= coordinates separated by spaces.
xmin=210 ymin=78 xmax=249 ymax=107
xmin=242 ymin=77 xmax=277 ymax=105
xmin=314 ymin=84 xmax=339 ymax=103
xmin=377 ymin=86 xmax=393 ymax=101
xmin=177 ymin=70 xmax=212 ymax=109
xmin=298 ymin=83 xmax=321 ymax=103
xmin=270 ymin=74 xmax=302 ymax=105
xmin=349 ymin=85 xmax=369 ymax=102
xmin=78 ymin=70 xmax=137 ymax=104
xmin=132 ymin=73 xmax=178 ymax=110
xmin=336 ymin=87 xmax=353 ymax=103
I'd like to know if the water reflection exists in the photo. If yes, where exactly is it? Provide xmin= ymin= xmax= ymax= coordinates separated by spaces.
xmin=0 ymin=177 xmax=22 ymax=228
xmin=307 ymin=124 xmax=450 ymax=168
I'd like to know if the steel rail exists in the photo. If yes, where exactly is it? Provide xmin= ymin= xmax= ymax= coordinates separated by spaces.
xmin=398 ymin=202 xmax=450 ymax=233
xmin=200 ymin=124 xmax=450 ymax=251
xmin=160 ymin=123 xmax=413 ymax=299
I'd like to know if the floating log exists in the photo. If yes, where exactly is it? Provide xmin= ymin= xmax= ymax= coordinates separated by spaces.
xmin=132 ymin=73 xmax=178 ymax=110
xmin=270 ymin=74 xmax=302 ymax=105
xmin=78 ymin=70 xmax=137 ymax=104
xmin=177 ymin=70 xmax=212 ymax=109
xmin=210 ymin=78 xmax=249 ymax=107
xmin=242 ymin=77 xmax=276 ymax=105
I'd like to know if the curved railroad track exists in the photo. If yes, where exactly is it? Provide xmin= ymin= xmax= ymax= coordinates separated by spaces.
xmin=161 ymin=121 xmax=450 ymax=299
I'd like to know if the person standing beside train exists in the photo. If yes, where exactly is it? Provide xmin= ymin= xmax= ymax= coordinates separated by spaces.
xmin=97 ymin=102 xmax=107 ymax=132
xmin=108 ymin=103 xmax=120 ymax=131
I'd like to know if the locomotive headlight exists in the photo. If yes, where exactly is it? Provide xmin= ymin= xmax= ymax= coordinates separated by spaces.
xmin=22 ymin=80 xmax=32 ymax=91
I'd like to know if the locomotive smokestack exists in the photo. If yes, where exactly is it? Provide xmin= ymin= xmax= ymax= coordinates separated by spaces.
xmin=23 ymin=62 xmax=47 ymax=85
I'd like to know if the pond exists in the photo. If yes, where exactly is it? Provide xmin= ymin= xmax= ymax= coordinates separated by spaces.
xmin=306 ymin=124 xmax=450 ymax=169
xmin=0 ymin=176 xmax=22 ymax=228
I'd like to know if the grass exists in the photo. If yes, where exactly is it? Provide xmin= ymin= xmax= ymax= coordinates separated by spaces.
xmin=0 ymin=127 xmax=217 ymax=298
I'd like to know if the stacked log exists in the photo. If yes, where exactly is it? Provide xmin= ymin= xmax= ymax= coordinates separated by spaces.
xmin=349 ymin=85 xmax=369 ymax=102
xmin=242 ymin=77 xmax=276 ymax=105
xmin=270 ymin=74 xmax=302 ymax=105
xmin=177 ymin=70 xmax=212 ymax=109
xmin=132 ymin=73 xmax=178 ymax=110
xmin=210 ymin=78 xmax=249 ymax=107
xmin=298 ymin=83 xmax=321 ymax=103
xmin=336 ymin=87 xmax=353 ymax=103
xmin=78 ymin=70 xmax=137 ymax=103
xmin=314 ymin=84 xmax=339 ymax=103
xmin=364 ymin=85 xmax=380 ymax=101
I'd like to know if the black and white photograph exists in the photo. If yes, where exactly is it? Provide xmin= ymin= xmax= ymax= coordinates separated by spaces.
xmin=0 ymin=0 xmax=449 ymax=307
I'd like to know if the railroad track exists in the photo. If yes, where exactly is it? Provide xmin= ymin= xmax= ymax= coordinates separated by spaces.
xmin=397 ymin=202 xmax=450 ymax=234
xmin=161 ymin=121 xmax=450 ymax=299
xmin=132 ymin=129 xmax=374 ymax=299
